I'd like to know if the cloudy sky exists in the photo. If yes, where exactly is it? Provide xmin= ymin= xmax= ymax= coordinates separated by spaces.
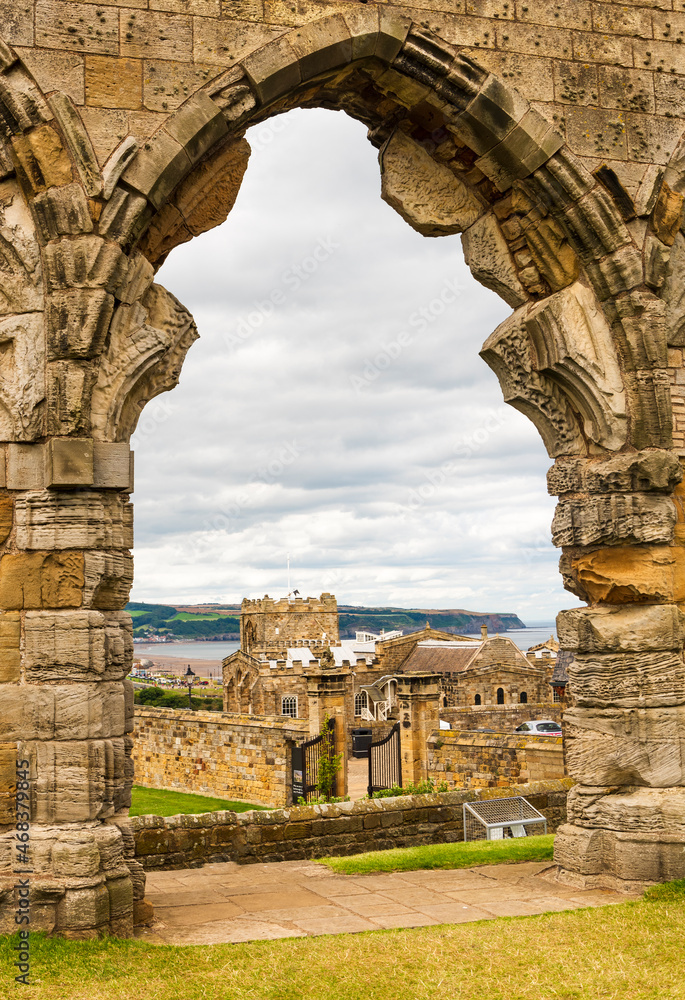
xmin=130 ymin=107 xmax=582 ymax=623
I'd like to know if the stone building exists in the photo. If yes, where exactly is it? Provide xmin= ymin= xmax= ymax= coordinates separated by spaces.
xmin=401 ymin=633 xmax=554 ymax=708
xmin=223 ymin=601 xmax=554 ymax=720
xmin=240 ymin=592 xmax=339 ymax=658
xmin=223 ymin=603 xmax=473 ymax=718
xmin=3 ymin=0 xmax=685 ymax=935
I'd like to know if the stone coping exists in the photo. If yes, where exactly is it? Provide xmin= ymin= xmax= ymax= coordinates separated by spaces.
xmin=430 ymin=730 xmax=564 ymax=748
xmin=135 ymin=705 xmax=309 ymax=732
xmin=130 ymin=778 xmax=574 ymax=832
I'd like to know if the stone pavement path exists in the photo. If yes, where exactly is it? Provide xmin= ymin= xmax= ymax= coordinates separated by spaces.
xmin=135 ymin=859 xmax=641 ymax=946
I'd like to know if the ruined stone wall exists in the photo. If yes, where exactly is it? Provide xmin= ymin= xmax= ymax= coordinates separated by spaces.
xmin=132 ymin=707 xmax=308 ymax=807
xmin=440 ymin=702 xmax=563 ymax=731
xmin=428 ymin=730 xmax=566 ymax=788
xmin=131 ymin=778 xmax=572 ymax=871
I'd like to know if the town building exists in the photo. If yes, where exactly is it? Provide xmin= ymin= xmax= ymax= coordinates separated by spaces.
xmin=222 ymin=596 xmax=557 ymax=721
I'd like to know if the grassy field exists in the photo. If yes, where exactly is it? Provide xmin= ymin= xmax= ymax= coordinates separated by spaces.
xmin=318 ymin=834 xmax=555 ymax=874
xmin=171 ymin=612 xmax=222 ymax=621
xmin=1 ymin=885 xmax=684 ymax=999
xmin=129 ymin=786 xmax=269 ymax=816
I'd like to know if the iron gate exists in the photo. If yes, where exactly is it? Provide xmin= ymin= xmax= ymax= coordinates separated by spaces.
xmin=291 ymin=717 xmax=335 ymax=803
xmin=367 ymin=722 xmax=402 ymax=798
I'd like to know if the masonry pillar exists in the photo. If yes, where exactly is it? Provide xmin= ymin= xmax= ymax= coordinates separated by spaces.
xmin=397 ymin=674 xmax=441 ymax=787
xmin=548 ymin=451 xmax=685 ymax=889
xmin=304 ymin=665 xmax=353 ymax=798
xmin=0 ymin=443 xmax=147 ymax=937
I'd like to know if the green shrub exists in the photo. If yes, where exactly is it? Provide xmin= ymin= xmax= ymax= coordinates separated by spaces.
xmin=371 ymin=778 xmax=449 ymax=798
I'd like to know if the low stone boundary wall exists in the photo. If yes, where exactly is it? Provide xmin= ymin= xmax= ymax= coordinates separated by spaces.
xmin=440 ymin=704 xmax=563 ymax=731
xmin=132 ymin=707 xmax=308 ymax=807
xmin=428 ymin=730 xmax=566 ymax=788
xmin=131 ymin=778 xmax=573 ymax=870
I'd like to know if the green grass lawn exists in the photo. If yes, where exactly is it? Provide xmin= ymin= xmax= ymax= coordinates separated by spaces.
xmin=2 ymin=886 xmax=685 ymax=999
xmin=317 ymin=834 xmax=555 ymax=875
xmin=129 ymin=786 xmax=269 ymax=816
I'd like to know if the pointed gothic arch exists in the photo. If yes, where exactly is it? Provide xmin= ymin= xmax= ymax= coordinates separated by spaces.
xmin=0 ymin=8 xmax=683 ymax=935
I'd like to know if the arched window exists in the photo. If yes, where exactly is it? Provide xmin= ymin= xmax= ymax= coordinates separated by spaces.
xmin=281 ymin=696 xmax=298 ymax=718
xmin=443 ymin=696 xmax=448 ymax=708
xmin=497 ymin=688 xmax=505 ymax=704
xmin=520 ymin=691 xmax=528 ymax=704
xmin=354 ymin=691 xmax=368 ymax=716
xmin=474 ymin=694 xmax=481 ymax=706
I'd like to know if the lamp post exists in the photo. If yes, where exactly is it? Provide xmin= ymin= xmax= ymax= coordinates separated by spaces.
xmin=185 ymin=665 xmax=196 ymax=709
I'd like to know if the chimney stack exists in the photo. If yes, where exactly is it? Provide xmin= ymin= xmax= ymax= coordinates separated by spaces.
xmin=481 ymin=624 xmax=488 ymax=640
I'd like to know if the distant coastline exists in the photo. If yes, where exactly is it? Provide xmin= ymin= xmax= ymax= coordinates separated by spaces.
xmin=127 ymin=600 xmax=526 ymax=644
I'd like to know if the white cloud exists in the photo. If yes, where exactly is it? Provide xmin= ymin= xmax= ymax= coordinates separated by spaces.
xmin=130 ymin=108 xmax=582 ymax=621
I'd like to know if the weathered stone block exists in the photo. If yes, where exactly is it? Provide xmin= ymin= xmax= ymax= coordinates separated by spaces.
xmin=0 ymin=550 xmax=84 ymax=609
xmin=557 ymin=603 xmax=682 ymax=654
xmin=31 ymin=183 xmax=93 ymax=241
xmin=6 ymin=443 xmax=45 ymax=490
xmin=462 ymin=213 xmax=526 ymax=307
xmin=86 ymin=55 xmax=143 ymax=111
xmin=547 ymin=450 xmax=683 ymax=496
xmin=51 ymin=833 xmax=101 ymax=878
xmin=11 ymin=125 xmax=73 ymax=193
xmin=563 ymin=186 xmax=632 ymax=265
xmin=120 ymin=9 xmax=192 ymax=63
xmin=36 ymin=2 xmax=119 ymax=55
xmin=47 ymin=289 xmax=114 ymax=360
xmin=377 ymin=9 xmax=412 ymax=63
xmin=98 ymin=187 xmax=153 ymax=249
xmin=288 ymin=14 xmax=352 ymax=81
xmin=47 ymin=359 xmax=95 ymax=437
xmin=567 ymin=785 xmax=685 ymax=836
xmin=102 ymin=137 xmax=139 ymax=200
xmin=164 ymin=91 xmax=227 ymax=166
xmin=569 ymin=650 xmax=685 ymax=709
xmin=49 ymin=92 xmax=102 ymax=197
xmin=44 ymin=236 xmax=127 ymax=293
xmin=551 ymin=494 xmax=676 ymax=548
xmin=23 ymin=610 xmax=107 ymax=682
xmin=83 ymin=551 xmax=134 ymax=609
xmin=0 ymin=611 xmax=20 ymax=683
xmin=241 ymin=35 xmax=301 ymax=106
xmin=564 ymin=545 xmax=685 ymax=604
xmin=46 ymin=439 xmax=94 ymax=488
xmin=3 ymin=682 xmax=125 ymax=741
xmin=453 ymin=74 xmax=530 ymax=157
xmin=0 ymin=64 xmax=52 ymax=139
xmin=15 ymin=491 xmax=133 ymax=550
xmin=93 ymin=443 xmax=134 ymax=491
xmin=564 ymin=706 xmax=685 ymax=787
xmin=340 ymin=6 xmax=379 ymax=62
xmin=476 ymin=108 xmax=563 ymax=191
xmin=122 ymin=129 xmax=192 ymax=210
xmin=56 ymin=883 xmax=110 ymax=933
xmin=380 ymin=128 xmax=482 ymax=237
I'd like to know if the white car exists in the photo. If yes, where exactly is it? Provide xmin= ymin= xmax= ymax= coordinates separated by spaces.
xmin=515 ymin=720 xmax=562 ymax=735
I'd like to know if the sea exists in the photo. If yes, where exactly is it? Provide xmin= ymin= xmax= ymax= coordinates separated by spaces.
xmin=132 ymin=622 xmax=557 ymax=661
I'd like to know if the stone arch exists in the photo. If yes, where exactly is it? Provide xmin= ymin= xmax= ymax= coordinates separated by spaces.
xmin=0 ymin=9 xmax=684 ymax=936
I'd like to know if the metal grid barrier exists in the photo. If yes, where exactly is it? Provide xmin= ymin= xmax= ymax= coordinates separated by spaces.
xmin=463 ymin=796 xmax=547 ymax=841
